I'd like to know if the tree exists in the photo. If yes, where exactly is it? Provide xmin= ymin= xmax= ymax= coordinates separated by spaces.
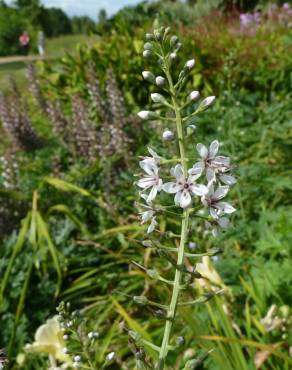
xmin=39 ymin=7 xmax=72 ymax=37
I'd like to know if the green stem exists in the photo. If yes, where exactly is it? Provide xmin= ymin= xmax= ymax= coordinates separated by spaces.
xmin=157 ymin=61 xmax=190 ymax=369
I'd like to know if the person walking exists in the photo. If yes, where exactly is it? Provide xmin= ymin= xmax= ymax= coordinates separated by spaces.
xmin=19 ymin=31 xmax=30 ymax=55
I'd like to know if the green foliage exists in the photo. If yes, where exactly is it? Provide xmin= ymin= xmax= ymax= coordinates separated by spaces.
xmin=0 ymin=2 xmax=292 ymax=369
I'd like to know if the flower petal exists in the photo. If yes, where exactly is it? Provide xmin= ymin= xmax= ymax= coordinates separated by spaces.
xmin=214 ymin=186 xmax=229 ymax=200
xmin=206 ymin=167 xmax=216 ymax=183
xmin=137 ymin=177 xmax=156 ymax=189
xmin=216 ymin=202 xmax=236 ymax=214
xmin=139 ymin=161 xmax=158 ymax=176
xmin=179 ymin=190 xmax=192 ymax=208
xmin=190 ymin=161 xmax=205 ymax=174
xmin=174 ymin=191 xmax=182 ymax=206
xmin=173 ymin=164 xmax=184 ymax=181
xmin=141 ymin=210 xmax=154 ymax=223
xmin=163 ymin=182 xmax=179 ymax=193
xmin=214 ymin=155 xmax=230 ymax=167
xmin=219 ymin=174 xmax=236 ymax=185
xmin=147 ymin=185 xmax=158 ymax=202
xmin=191 ymin=184 xmax=209 ymax=196
xmin=147 ymin=217 xmax=157 ymax=233
xmin=196 ymin=143 xmax=208 ymax=159
xmin=209 ymin=140 xmax=219 ymax=157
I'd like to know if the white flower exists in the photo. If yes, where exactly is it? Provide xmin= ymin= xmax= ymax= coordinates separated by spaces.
xmin=137 ymin=161 xmax=162 ymax=203
xmin=201 ymin=184 xmax=236 ymax=219
xmin=193 ymin=140 xmax=236 ymax=185
xmin=163 ymin=164 xmax=208 ymax=208
xmin=185 ymin=59 xmax=195 ymax=70
xmin=155 ymin=76 xmax=165 ymax=86
xmin=162 ymin=129 xmax=174 ymax=141
xmin=189 ymin=90 xmax=200 ymax=101
xmin=137 ymin=110 xmax=155 ymax=120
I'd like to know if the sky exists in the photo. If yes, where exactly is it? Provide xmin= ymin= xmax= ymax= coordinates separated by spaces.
xmin=5 ymin=0 xmax=144 ymax=19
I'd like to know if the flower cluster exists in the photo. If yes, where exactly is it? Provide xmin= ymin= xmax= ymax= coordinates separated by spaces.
xmin=137 ymin=140 xmax=236 ymax=236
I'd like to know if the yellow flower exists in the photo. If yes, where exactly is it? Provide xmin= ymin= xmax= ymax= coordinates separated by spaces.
xmin=25 ymin=316 xmax=70 ymax=363
xmin=196 ymin=256 xmax=223 ymax=286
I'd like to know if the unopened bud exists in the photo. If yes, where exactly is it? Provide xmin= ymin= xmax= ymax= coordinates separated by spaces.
xmin=137 ymin=111 xmax=156 ymax=120
xmin=142 ymin=71 xmax=155 ymax=83
xmin=170 ymin=52 xmax=177 ymax=61
xmin=144 ymin=42 xmax=153 ymax=50
xmin=155 ymin=76 xmax=165 ymax=86
xmin=145 ymin=33 xmax=154 ymax=40
xmin=143 ymin=50 xmax=152 ymax=58
xmin=151 ymin=93 xmax=165 ymax=103
xmin=185 ymin=59 xmax=195 ymax=70
xmin=133 ymin=295 xmax=149 ymax=305
xmin=189 ymin=91 xmax=200 ymax=101
xmin=186 ymin=125 xmax=197 ymax=135
xmin=88 ymin=331 xmax=99 ymax=339
xmin=147 ymin=269 xmax=159 ymax=279
xmin=129 ymin=330 xmax=141 ymax=341
xmin=174 ymin=42 xmax=182 ymax=52
xmin=142 ymin=240 xmax=152 ymax=247
xmin=198 ymin=96 xmax=216 ymax=111
xmin=74 ymin=355 xmax=81 ymax=362
xmin=154 ymin=29 xmax=162 ymax=40
xmin=162 ymin=129 xmax=174 ymax=141
xmin=170 ymin=35 xmax=179 ymax=46
xmin=176 ymin=336 xmax=185 ymax=346
xmin=106 ymin=352 xmax=115 ymax=362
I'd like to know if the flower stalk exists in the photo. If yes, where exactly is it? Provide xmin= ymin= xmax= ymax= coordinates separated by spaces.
xmin=135 ymin=26 xmax=237 ymax=369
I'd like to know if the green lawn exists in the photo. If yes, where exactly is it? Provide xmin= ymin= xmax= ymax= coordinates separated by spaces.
xmin=0 ymin=34 xmax=98 ymax=92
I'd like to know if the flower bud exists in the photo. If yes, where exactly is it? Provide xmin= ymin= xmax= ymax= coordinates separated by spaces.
xmin=162 ymin=129 xmax=174 ymax=141
xmin=198 ymin=96 xmax=216 ymax=111
xmin=151 ymin=93 xmax=165 ymax=103
xmin=144 ymin=42 xmax=153 ymax=50
xmin=176 ymin=336 xmax=185 ymax=346
xmin=155 ymin=76 xmax=165 ymax=86
xmin=185 ymin=59 xmax=195 ymax=70
xmin=143 ymin=50 xmax=152 ymax=58
xmin=142 ymin=240 xmax=152 ymax=247
xmin=106 ymin=352 xmax=115 ymax=362
xmin=170 ymin=35 xmax=179 ymax=46
xmin=189 ymin=90 xmax=200 ymax=101
xmin=88 ymin=331 xmax=99 ymax=339
xmin=154 ymin=29 xmax=162 ymax=40
xmin=129 ymin=330 xmax=141 ymax=341
xmin=137 ymin=110 xmax=156 ymax=120
xmin=63 ymin=334 xmax=69 ymax=340
xmin=133 ymin=295 xmax=149 ymax=305
xmin=142 ymin=71 xmax=155 ymax=83
xmin=74 ymin=355 xmax=81 ymax=362
xmin=170 ymin=52 xmax=177 ymax=61
xmin=174 ymin=42 xmax=182 ymax=52
xmin=147 ymin=269 xmax=159 ymax=279
xmin=145 ymin=33 xmax=154 ymax=40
